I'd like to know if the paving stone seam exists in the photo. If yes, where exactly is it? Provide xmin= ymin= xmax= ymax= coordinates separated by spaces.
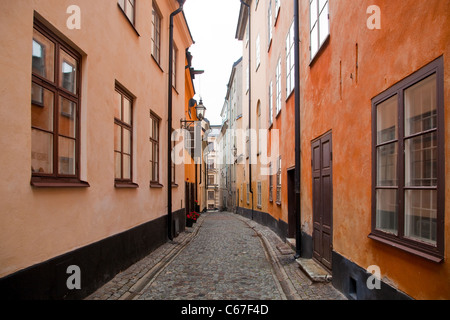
xmin=122 ymin=214 xmax=208 ymax=300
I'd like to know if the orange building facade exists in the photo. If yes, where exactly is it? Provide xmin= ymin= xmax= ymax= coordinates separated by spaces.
xmin=0 ymin=0 xmax=195 ymax=299
xmin=235 ymin=0 xmax=449 ymax=299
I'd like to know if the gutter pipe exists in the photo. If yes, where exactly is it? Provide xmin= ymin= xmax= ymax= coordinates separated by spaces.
xmin=294 ymin=0 xmax=302 ymax=259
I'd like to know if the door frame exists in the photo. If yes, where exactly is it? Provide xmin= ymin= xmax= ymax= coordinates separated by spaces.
xmin=311 ymin=131 xmax=333 ymax=271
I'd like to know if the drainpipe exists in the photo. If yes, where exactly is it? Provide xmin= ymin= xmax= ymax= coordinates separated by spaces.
xmin=168 ymin=0 xmax=185 ymax=241
xmin=240 ymin=0 xmax=253 ymax=221
xmin=294 ymin=0 xmax=302 ymax=259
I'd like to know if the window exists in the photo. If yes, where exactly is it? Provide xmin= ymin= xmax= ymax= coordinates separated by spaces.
xmin=268 ymin=1 xmax=273 ymax=45
xmin=172 ymin=44 xmax=177 ymax=89
xmin=269 ymin=163 xmax=273 ymax=202
xmin=257 ymin=182 xmax=262 ymax=208
xmin=286 ymin=22 xmax=295 ymax=96
xmin=246 ymin=65 xmax=249 ymax=93
xmin=151 ymin=2 xmax=162 ymax=65
xmin=171 ymin=128 xmax=176 ymax=185
xmin=276 ymin=58 xmax=282 ymax=115
xmin=268 ymin=81 xmax=273 ymax=126
xmin=208 ymin=175 xmax=215 ymax=185
xmin=275 ymin=0 xmax=281 ymax=21
xmin=150 ymin=112 xmax=160 ymax=185
xmin=276 ymin=156 xmax=281 ymax=204
xmin=256 ymin=34 xmax=261 ymax=70
xmin=31 ymin=21 xmax=85 ymax=187
xmin=118 ymin=0 xmax=136 ymax=26
xmin=114 ymin=86 xmax=135 ymax=186
xmin=310 ymin=0 xmax=329 ymax=60
xmin=208 ymin=191 xmax=215 ymax=201
xmin=247 ymin=183 xmax=250 ymax=205
xmin=371 ymin=57 xmax=444 ymax=262
xmin=257 ymin=103 xmax=261 ymax=155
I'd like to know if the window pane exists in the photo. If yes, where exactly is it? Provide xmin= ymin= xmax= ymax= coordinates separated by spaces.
xmin=32 ymin=29 xmax=55 ymax=82
xmin=123 ymin=155 xmax=131 ymax=180
xmin=405 ymin=74 xmax=437 ymax=136
xmin=59 ymin=97 xmax=76 ymax=138
xmin=115 ymin=91 xmax=122 ymax=120
xmin=310 ymin=0 xmax=318 ymax=29
xmin=58 ymin=137 xmax=76 ymax=175
xmin=405 ymin=132 xmax=437 ymax=187
xmin=31 ymin=129 xmax=53 ymax=174
xmin=310 ymin=25 xmax=318 ymax=58
xmin=376 ymin=189 xmax=398 ymax=235
xmin=31 ymin=83 xmax=54 ymax=132
xmin=118 ymin=0 xmax=125 ymax=10
xmin=123 ymin=128 xmax=131 ymax=154
xmin=123 ymin=97 xmax=132 ymax=125
xmin=405 ymin=190 xmax=437 ymax=245
xmin=60 ymin=49 xmax=78 ymax=94
xmin=126 ymin=0 xmax=135 ymax=22
xmin=319 ymin=0 xmax=327 ymax=12
xmin=318 ymin=2 xmax=329 ymax=45
xmin=115 ymin=152 xmax=122 ymax=179
xmin=377 ymin=143 xmax=398 ymax=187
xmin=377 ymin=95 xmax=398 ymax=144
xmin=114 ymin=124 xmax=122 ymax=152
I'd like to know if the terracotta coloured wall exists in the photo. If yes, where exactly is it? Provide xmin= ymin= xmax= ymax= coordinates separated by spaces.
xmin=299 ymin=0 xmax=449 ymax=299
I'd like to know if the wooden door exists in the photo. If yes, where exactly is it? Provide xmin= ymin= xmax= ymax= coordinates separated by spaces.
xmin=312 ymin=132 xmax=333 ymax=270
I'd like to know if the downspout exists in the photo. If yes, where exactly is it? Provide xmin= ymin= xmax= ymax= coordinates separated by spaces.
xmin=294 ymin=0 xmax=302 ymax=259
xmin=168 ymin=0 xmax=185 ymax=241
xmin=241 ymin=0 xmax=253 ymax=221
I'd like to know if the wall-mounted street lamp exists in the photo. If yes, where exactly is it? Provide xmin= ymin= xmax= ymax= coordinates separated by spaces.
xmin=195 ymin=99 xmax=206 ymax=121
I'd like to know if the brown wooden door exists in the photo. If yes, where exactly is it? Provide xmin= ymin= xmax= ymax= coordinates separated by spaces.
xmin=312 ymin=132 xmax=333 ymax=270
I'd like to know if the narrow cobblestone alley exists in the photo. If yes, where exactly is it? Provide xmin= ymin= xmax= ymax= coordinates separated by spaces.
xmin=87 ymin=212 xmax=345 ymax=301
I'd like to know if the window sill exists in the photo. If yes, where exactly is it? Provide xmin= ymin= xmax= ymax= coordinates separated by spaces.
xmin=368 ymin=233 xmax=443 ymax=264
xmin=286 ymin=89 xmax=295 ymax=102
xmin=276 ymin=201 xmax=281 ymax=206
xmin=150 ymin=182 xmax=164 ymax=188
xmin=115 ymin=181 xmax=139 ymax=189
xmin=31 ymin=178 xmax=90 ymax=188
xmin=117 ymin=4 xmax=140 ymax=37
xmin=172 ymin=183 xmax=179 ymax=188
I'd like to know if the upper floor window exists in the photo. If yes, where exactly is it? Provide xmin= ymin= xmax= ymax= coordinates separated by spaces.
xmin=31 ymin=21 xmax=85 ymax=187
xmin=275 ymin=0 xmax=281 ymax=22
xmin=268 ymin=81 xmax=273 ymax=126
xmin=310 ymin=0 xmax=329 ymax=61
xmin=150 ymin=111 xmax=160 ymax=185
xmin=276 ymin=58 xmax=282 ymax=115
xmin=118 ymin=0 xmax=136 ymax=26
xmin=268 ymin=1 xmax=273 ymax=44
xmin=152 ymin=2 xmax=162 ymax=65
xmin=371 ymin=57 xmax=444 ymax=262
xmin=286 ymin=22 xmax=295 ymax=96
xmin=114 ymin=85 xmax=136 ymax=187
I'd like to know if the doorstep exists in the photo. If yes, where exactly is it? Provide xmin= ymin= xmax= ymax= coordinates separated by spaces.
xmin=296 ymin=258 xmax=332 ymax=283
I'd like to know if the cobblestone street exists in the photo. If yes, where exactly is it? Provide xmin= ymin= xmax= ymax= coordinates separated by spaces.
xmin=87 ymin=212 xmax=345 ymax=301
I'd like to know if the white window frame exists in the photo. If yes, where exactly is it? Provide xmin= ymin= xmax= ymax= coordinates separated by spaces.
xmin=276 ymin=58 xmax=282 ymax=115
xmin=268 ymin=81 xmax=273 ymax=126
xmin=286 ymin=22 xmax=295 ymax=96
xmin=310 ymin=0 xmax=330 ymax=61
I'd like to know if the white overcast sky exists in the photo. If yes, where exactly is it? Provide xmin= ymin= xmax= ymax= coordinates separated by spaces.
xmin=183 ymin=0 xmax=243 ymax=126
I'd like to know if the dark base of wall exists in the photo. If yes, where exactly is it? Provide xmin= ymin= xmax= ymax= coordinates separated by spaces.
xmin=0 ymin=208 xmax=185 ymax=300
xmin=332 ymin=251 xmax=413 ymax=300
xmin=235 ymin=207 xmax=312 ymax=258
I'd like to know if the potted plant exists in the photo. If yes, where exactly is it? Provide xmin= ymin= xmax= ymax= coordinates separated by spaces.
xmin=186 ymin=211 xmax=199 ymax=227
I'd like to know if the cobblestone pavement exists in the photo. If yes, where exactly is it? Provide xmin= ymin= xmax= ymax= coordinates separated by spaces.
xmin=86 ymin=211 xmax=346 ymax=301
